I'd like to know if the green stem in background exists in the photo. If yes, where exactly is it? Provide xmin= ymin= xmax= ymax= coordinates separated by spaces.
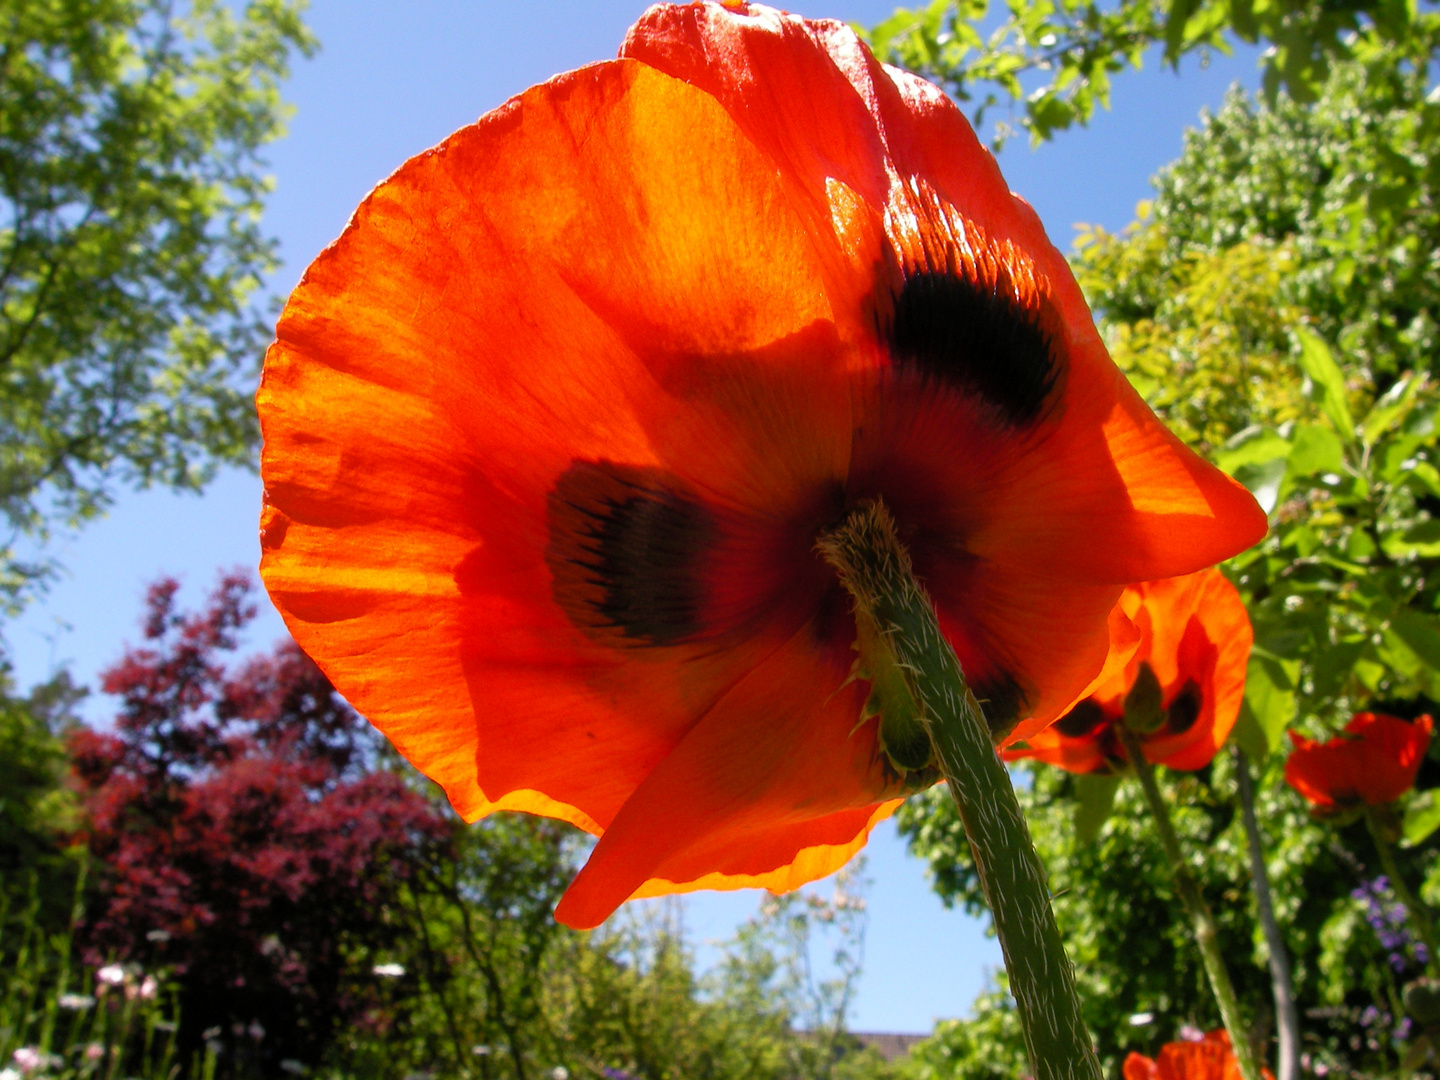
xmin=820 ymin=501 xmax=1102 ymax=1080
xmin=1234 ymin=746 xmax=1299 ymax=1080
xmin=1115 ymin=725 xmax=1263 ymax=1080
xmin=1364 ymin=805 xmax=1440 ymax=978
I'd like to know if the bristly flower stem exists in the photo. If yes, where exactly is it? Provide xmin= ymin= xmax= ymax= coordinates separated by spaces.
xmin=1116 ymin=725 xmax=1263 ymax=1080
xmin=819 ymin=501 xmax=1102 ymax=1080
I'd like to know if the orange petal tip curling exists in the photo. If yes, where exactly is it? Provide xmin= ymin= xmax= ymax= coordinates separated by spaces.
xmin=258 ymin=2 xmax=1265 ymax=928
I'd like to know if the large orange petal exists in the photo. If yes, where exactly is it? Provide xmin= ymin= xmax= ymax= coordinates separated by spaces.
xmin=260 ymin=58 xmax=868 ymax=828
xmin=554 ymin=620 xmax=905 ymax=929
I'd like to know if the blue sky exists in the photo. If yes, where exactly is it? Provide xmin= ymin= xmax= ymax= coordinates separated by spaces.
xmin=7 ymin=0 xmax=1262 ymax=1034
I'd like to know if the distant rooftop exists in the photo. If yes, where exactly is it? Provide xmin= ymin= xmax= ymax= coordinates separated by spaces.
xmin=852 ymin=1032 xmax=927 ymax=1062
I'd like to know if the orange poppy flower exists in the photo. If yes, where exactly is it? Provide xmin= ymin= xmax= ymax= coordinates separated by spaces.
xmin=1285 ymin=712 xmax=1433 ymax=809
xmin=1123 ymin=1030 xmax=1273 ymax=1080
xmin=257 ymin=2 xmax=1266 ymax=928
xmin=1003 ymin=569 xmax=1252 ymax=774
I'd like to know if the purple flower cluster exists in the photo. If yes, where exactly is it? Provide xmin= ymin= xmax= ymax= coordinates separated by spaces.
xmin=1353 ymin=877 xmax=1429 ymax=973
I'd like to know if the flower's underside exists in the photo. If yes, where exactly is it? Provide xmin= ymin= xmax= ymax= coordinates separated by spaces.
xmin=258 ymin=2 xmax=1265 ymax=928
xmin=1004 ymin=570 xmax=1253 ymax=774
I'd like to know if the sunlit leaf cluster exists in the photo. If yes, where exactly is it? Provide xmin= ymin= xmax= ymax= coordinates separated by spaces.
xmin=0 ymin=0 xmax=313 ymax=611
xmin=864 ymin=0 xmax=1438 ymax=144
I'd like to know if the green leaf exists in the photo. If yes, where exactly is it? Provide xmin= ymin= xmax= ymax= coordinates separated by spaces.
xmin=1233 ymin=456 xmax=1288 ymax=514
xmin=1214 ymin=426 xmax=1291 ymax=476
xmin=1361 ymin=373 xmax=1423 ymax=447
xmin=1164 ymin=0 xmax=1202 ymax=58
xmin=1072 ymin=773 xmax=1122 ymax=847
xmin=1294 ymin=327 xmax=1356 ymax=442
xmin=1286 ymin=423 xmax=1345 ymax=479
xmin=1388 ymin=608 xmax=1440 ymax=672
xmin=1403 ymin=790 xmax=1440 ymax=847
xmin=1231 ymin=710 xmax=1271 ymax=763
xmin=1235 ymin=652 xmax=1298 ymax=757
xmin=1383 ymin=519 xmax=1440 ymax=559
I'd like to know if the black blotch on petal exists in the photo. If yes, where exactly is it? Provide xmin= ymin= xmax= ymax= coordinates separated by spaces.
xmin=974 ymin=670 xmax=1027 ymax=740
xmin=1166 ymin=680 xmax=1203 ymax=735
xmin=547 ymin=461 xmax=715 ymax=647
xmin=1054 ymin=699 xmax=1107 ymax=740
xmin=889 ymin=270 xmax=1059 ymax=425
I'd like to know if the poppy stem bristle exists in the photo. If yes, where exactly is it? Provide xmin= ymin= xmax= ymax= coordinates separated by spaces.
xmin=1116 ymin=724 xmax=1265 ymax=1080
xmin=819 ymin=500 xmax=1102 ymax=1080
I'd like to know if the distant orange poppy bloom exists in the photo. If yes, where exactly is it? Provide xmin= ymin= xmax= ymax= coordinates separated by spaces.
xmin=1003 ymin=569 xmax=1252 ymax=774
xmin=1285 ymin=713 xmax=1433 ymax=809
xmin=1124 ymin=1030 xmax=1273 ymax=1080
xmin=257 ymin=2 xmax=1266 ymax=928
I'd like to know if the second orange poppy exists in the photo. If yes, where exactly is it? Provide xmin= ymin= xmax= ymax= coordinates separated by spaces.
xmin=1004 ymin=569 xmax=1253 ymax=775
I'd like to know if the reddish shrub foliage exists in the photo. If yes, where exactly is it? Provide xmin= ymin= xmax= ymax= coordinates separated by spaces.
xmin=70 ymin=574 xmax=451 ymax=1074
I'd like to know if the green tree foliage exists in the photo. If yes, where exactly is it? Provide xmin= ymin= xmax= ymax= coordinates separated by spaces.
xmin=0 ymin=668 xmax=86 ymax=934
xmin=865 ymin=0 xmax=1438 ymax=143
xmin=0 ymin=0 xmax=314 ymax=607
xmin=1076 ymin=61 xmax=1440 ymax=401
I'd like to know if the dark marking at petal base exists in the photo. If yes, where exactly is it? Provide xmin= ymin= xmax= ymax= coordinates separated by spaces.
xmin=1166 ymin=680 xmax=1203 ymax=736
xmin=547 ymin=462 xmax=715 ymax=646
xmin=974 ymin=671 xmax=1027 ymax=740
xmin=1054 ymin=699 xmax=1108 ymax=740
xmin=889 ymin=270 xmax=1059 ymax=425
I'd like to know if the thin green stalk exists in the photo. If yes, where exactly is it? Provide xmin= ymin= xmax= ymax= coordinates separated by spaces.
xmin=819 ymin=501 xmax=1102 ymax=1080
xmin=1116 ymin=726 xmax=1262 ymax=1080
xmin=1233 ymin=746 xmax=1299 ymax=1080
xmin=1364 ymin=805 xmax=1440 ymax=977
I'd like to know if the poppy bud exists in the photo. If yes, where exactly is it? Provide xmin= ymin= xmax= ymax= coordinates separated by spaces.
xmin=1122 ymin=662 xmax=1166 ymax=736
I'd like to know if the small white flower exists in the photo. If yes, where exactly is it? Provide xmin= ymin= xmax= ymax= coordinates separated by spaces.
xmin=472 ymin=1046 xmax=491 ymax=1057
xmin=372 ymin=963 xmax=405 ymax=978
xmin=84 ymin=1045 xmax=104 ymax=1062
xmin=1127 ymin=1012 xmax=1155 ymax=1026
xmin=136 ymin=975 xmax=158 ymax=1000
xmin=145 ymin=929 xmax=171 ymax=943
xmin=58 ymin=993 xmax=95 ymax=1010
xmin=279 ymin=1061 xmax=306 ymax=1076
xmin=0 ymin=1066 xmax=20 ymax=1080
xmin=96 ymin=964 xmax=126 ymax=986
xmin=11 ymin=1048 xmax=42 ymax=1074
xmin=551 ymin=1068 xmax=569 ymax=1080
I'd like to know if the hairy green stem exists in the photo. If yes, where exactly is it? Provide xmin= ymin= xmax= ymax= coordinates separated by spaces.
xmin=1117 ymin=727 xmax=1262 ymax=1080
xmin=820 ymin=502 xmax=1101 ymax=1080
xmin=1234 ymin=746 xmax=1298 ymax=1080
xmin=1364 ymin=805 xmax=1440 ymax=977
